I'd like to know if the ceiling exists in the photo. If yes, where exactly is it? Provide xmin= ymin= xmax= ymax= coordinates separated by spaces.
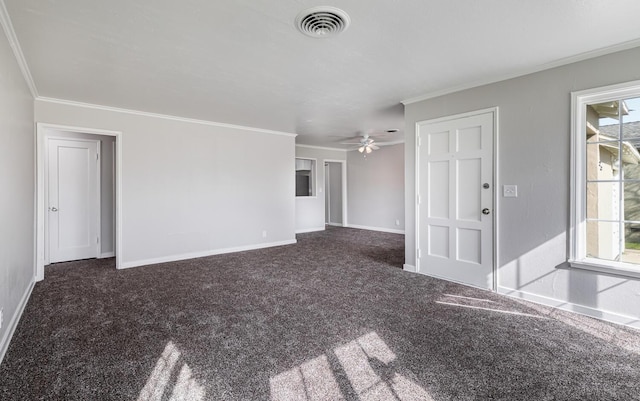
xmin=4 ymin=0 xmax=640 ymax=149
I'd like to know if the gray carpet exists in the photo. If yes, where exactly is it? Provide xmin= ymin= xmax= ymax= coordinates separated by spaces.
xmin=1 ymin=227 xmax=639 ymax=400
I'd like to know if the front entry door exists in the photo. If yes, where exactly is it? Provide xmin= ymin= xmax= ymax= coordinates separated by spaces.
xmin=48 ymin=138 xmax=99 ymax=263
xmin=417 ymin=111 xmax=495 ymax=290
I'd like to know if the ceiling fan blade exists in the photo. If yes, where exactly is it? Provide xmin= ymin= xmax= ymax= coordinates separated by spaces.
xmin=370 ymin=144 xmax=380 ymax=150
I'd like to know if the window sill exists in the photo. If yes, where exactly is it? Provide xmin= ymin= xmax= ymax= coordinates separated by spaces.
xmin=568 ymin=258 xmax=640 ymax=279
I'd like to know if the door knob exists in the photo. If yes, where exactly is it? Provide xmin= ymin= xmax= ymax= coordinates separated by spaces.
xmin=482 ymin=208 xmax=490 ymax=215
xmin=50 ymin=207 xmax=58 ymax=212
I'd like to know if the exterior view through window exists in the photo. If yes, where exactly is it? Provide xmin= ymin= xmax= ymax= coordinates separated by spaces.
xmin=586 ymin=96 xmax=640 ymax=265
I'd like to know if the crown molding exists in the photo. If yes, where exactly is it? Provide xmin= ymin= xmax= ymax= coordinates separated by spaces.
xmin=0 ymin=0 xmax=38 ymax=98
xmin=295 ymin=144 xmax=347 ymax=152
xmin=36 ymin=97 xmax=298 ymax=137
xmin=402 ymin=38 xmax=640 ymax=106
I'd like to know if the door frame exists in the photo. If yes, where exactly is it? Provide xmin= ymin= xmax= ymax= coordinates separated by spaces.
xmin=36 ymin=123 xmax=123 ymax=280
xmin=45 ymin=137 xmax=101 ymax=264
xmin=414 ymin=107 xmax=499 ymax=291
xmin=324 ymin=159 xmax=348 ymax=227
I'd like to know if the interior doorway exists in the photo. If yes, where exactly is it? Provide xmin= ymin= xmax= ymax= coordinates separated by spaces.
xmin=36 ymin=124 xmax=122 ymax=280
xmin=324 ymin=160 xmax=347 ymax=227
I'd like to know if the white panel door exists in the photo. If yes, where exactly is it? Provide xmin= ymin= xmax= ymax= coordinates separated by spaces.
xmin=48 ymin=138 xmax=99 ymax=263
xmin=417 ymin=111 xmax=494 ymax=289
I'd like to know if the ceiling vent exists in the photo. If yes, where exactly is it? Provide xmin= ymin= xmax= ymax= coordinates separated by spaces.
xmin=295 ymin=6 xmax=350 ymax=38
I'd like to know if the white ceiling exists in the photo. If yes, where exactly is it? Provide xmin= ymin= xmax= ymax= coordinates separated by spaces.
xmin=4 ymin=0 xmax=640 ymax=148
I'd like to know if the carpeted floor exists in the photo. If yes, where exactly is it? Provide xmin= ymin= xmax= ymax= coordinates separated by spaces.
xmin=1 ymin=227 xmax=640 ymax=400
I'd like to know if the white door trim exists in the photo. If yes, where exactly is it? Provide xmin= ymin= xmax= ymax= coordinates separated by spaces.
xmin=36 ymin=123 xmax=123 ymax=280
xmin=414 ymin=107 xmax=499 ymax=291
xmin=324 ymin=159 xmax=348 ymax=227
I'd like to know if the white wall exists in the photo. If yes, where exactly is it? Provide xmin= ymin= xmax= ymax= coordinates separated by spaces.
xmin=404 ymin=46 xmax=640 ymax=326
xmin=295 ymin=146 xmax=346 ymax=233
xmin=348 ymin=144 xmax=404 ymax=233
xmin=45 ymin=130 xmax=115 ymax=256
xmin=35 ymin=100 xmax=296 ymax=268
xmin=0 ymin=28 xmax=35 ymax=361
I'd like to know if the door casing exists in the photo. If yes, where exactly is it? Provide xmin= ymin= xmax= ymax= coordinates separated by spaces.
xmin=324 ymin=160 xmax=347 ymax=226
xmin=36 ymin=123 xmax=123 ymax=280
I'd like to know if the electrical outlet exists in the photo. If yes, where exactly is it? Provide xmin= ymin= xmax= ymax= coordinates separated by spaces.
xmin=395 ymin=219 xmax=400 ymax=226
xmin=262 ymin=230 xmax=267 ymax=238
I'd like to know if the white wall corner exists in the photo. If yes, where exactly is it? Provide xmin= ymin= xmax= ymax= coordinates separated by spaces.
xmin=0 ymin=278 xmax=35 ymax=365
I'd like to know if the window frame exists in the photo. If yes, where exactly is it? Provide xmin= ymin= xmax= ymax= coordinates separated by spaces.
xmin=570 ymin=79 xmax=640 ymax=278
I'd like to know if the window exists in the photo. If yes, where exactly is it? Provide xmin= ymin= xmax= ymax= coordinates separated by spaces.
xmin=295 ymin=158 xmax=316 ymax=197
xmin=571 ymin=80 xmax=640 ymax=276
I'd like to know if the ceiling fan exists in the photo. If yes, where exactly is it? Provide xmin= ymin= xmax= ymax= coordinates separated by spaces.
xmin=340 ymin=130 xmax=398 ymax=154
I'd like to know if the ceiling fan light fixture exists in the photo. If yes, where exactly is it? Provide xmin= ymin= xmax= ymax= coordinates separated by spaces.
xmin=366 ymin=147 xmax=372 ymax=154
xmin=358 ymin=146 xmax=365 ymax=153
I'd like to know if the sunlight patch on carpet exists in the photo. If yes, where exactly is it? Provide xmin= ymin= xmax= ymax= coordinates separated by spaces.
xmin=436 ymin=301 xmax=549 ymax=319
xmin=137 ymin=341 xmax=205 ymax=401
xmin=270 ymin=331 xmax=433 ymax=400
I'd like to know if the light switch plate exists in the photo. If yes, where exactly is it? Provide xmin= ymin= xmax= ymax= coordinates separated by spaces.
xmin=503 ymin=185 xmax=518 ymax=197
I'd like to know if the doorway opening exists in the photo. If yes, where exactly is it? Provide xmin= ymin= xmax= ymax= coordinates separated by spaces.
xmin=324 ymin=160 xmax=347 ymax=227
xmin=36 ymin=124 xmax=122 ymax=280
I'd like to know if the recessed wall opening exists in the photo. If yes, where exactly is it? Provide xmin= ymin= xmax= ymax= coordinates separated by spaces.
xmin=295 ymin=158 xmax=316 ymax=197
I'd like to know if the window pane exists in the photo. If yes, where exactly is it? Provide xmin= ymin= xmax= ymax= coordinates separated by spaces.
xmin=586 ymin=141 xmax=620 ymax=180
xmin=621 ymin=137 xmax=640 ymax=178
xmin=624 ymin=181 xmax=640 ymax=221
xmin=622 ymin=222 xmax=640 ymax=264
xmin=622 ymin=97 xmax=640 ymax=139
xmin=586 ymin=182 xmax=620 ymax=221
xmin=586 ymin=221 xmax=620 ymax=261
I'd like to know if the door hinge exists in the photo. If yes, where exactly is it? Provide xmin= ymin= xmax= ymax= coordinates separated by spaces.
xmin=417 ymin=249 xmax=422 ymax=258
xmin=97 ymin=237 xmax=100 ymax=244
xmin=96 ymin=153 xmax=99 ymax=160
xmin=417 ymin=195 xmax=421 ymax=205
xmin=417 ymin=135 xmax=421 ymax=147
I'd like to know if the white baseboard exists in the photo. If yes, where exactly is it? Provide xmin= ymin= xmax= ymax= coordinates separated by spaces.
xmin=326 ymin=222 xmax=344 ymax=227
xmin=0 ymin=278 xmax=35 ymax=365
xmin=347 ymin=224 xmax=405 ymax=235
xmin=119 ymin=239 xmax=297 ymax=269
xmin=295 ymin=227 xmax=326 ymax=234
xmin=498 ymin=286 xmax=640 ymax=329
xmin=99 ymin=251 xmax=115 ymax=259
xmin=403 ymin=264 xmax=416 ymax=272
